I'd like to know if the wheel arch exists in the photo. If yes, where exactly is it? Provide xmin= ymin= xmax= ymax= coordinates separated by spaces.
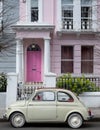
xmin=66 ymin=112 xmax=84 ymax=122
xmin=9 ymin=111 xmax=26 ymax=121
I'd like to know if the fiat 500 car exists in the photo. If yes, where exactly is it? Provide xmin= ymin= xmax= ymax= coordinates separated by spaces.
xmin=4 ymin=88 xmax=93 ymax=128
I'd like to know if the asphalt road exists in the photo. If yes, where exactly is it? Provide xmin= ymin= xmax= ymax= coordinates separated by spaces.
xmin=0 ymin=121 xmax=100 ymax=130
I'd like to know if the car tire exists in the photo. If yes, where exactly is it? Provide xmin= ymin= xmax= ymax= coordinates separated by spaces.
xmin=10 ymin=112 xmax=25 ymax=128
xmin=67 ymin=113 xmax=83 ymax=129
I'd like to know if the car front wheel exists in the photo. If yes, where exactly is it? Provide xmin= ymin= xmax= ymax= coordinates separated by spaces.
xmin=10 ymin=112 xmax=25 ymax=128
xmin=67 ymin=113 xmax=83 ymax=129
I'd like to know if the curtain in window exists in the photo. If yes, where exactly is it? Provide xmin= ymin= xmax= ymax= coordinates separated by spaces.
xmin=61 ymin=46 xmax=73 ymax=73
xmin=81 ymin=46 xmax=93 ymax=73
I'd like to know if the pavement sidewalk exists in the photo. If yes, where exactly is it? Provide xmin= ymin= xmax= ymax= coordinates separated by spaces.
xmin=0 ymin=107 xmax=100 ymax=121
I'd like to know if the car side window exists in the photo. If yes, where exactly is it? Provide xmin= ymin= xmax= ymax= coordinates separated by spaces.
xmin=57 ymin=92 xmax=74 ymax=102
xmin=33 ymin=91 xmax=55 ymax=101
xmin=33 ymin=92 xmax=43 ymax=101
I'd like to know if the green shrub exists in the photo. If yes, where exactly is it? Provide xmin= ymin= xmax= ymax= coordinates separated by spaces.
xmin=0 ymin=73 xmax=7 ymax=92
xmin=56 ymin=74 xmax=96 ymax=95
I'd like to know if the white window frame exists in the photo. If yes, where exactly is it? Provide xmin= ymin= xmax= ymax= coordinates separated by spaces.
xmin=61 ymin=0 xmax=73 ymax=30
xmin=92 ymin=0 xmax=97 ymax=31
xmin=81 ymin=0 xmax=97 ymax=31
xmin=26 ymin=0 xmax=42 ymax=23
xmin=57 ymin=0 xmax=97 ymax=31
xmin=81 ymin=0 xmax=92 ymax=30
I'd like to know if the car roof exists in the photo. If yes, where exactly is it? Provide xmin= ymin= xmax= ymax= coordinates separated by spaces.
xmin=36 ymin=87 xmax=74 ymax=94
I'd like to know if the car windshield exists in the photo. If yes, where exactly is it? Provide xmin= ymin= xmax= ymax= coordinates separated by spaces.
xmin=23 ymin=91 xmax=35 ymax=100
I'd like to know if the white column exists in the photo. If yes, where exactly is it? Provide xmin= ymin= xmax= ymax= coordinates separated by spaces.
xmin=44 ymin=37 xmax=51 ymax=74
xmin=16 ymin=39 xmax=24 ymax=83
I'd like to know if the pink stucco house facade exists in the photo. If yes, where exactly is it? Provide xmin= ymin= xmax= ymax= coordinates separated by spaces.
xmin=12 ymin=0 xmax=100 ymax=87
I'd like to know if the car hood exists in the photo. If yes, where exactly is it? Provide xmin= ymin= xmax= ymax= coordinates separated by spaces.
xmin=9 ymin=100 xmax=28 ymax=107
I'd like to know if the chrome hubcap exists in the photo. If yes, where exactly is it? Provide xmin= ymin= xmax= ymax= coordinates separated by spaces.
xmin=71 ymin=116 xmax=81 ymax=127
xmin=14 ymin=115 xmax=24 ymax=126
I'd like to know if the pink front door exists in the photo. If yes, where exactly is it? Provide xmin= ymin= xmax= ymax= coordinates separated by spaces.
xmin=27 ymin=51 xmax=41 ymax=82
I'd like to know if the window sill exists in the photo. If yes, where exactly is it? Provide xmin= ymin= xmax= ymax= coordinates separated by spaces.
xmin=57 ymin=29 xmax=99 ymax=36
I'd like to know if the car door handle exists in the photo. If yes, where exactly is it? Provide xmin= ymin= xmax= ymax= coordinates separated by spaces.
xmin=29 ymin=104 xmax=34 ymax=106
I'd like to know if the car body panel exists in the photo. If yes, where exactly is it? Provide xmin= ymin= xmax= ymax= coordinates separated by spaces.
xmin=27 ymin=101 xmax=57 ymax=121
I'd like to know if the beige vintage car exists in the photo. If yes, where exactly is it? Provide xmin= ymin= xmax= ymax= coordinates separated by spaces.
xmin=4 ymin=88 xmax=93 ymax=128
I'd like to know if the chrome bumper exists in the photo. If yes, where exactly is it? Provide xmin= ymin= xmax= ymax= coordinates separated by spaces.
xmin=3 ymin=113 xmax=8 ymax=120
xmin=87 ymin=114 xmax=94 ymax=120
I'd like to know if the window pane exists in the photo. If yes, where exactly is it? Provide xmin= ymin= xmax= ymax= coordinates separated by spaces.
xmin=61 ymin=46 xmax=73 ymax=73
xmin=62 ymin=7 xmax=73 ymax=17
xmin=81 ymin=0 xmax=92 ymax=5
xmin=62 ymin=0 xmax=73 ymax=5
xmin=61 ymin=61 xmax=73 ymax=73
xmin=81 ymin=46 xmax=93 ymax=73
xmin=57 ymin=92 xmax=74 ymax=102
xmin=27 ymin=44 xmax=41 ymax=51
xmin=31 ymin=0 xmax=38 ymax=7
xmin=61 ymin=46 xmax=73 ymax=59
xmin=33 ymin=91 xmax=55 ymax=101
xmin=34 ymin=92 xmax=43 ymax=101
xmin=31 ymin=0 xmax=38 ymax=22
xmin=42 ymin=92 xmax=55 ymax=101
xmin=81 ymin=7 xmax=92 ymax=17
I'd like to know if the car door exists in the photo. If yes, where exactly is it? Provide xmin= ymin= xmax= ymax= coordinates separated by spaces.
xmin=27 ymin=91 xmax=57 ymax=121
xmin=56 ymin=91 xmax=74 ymax=121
